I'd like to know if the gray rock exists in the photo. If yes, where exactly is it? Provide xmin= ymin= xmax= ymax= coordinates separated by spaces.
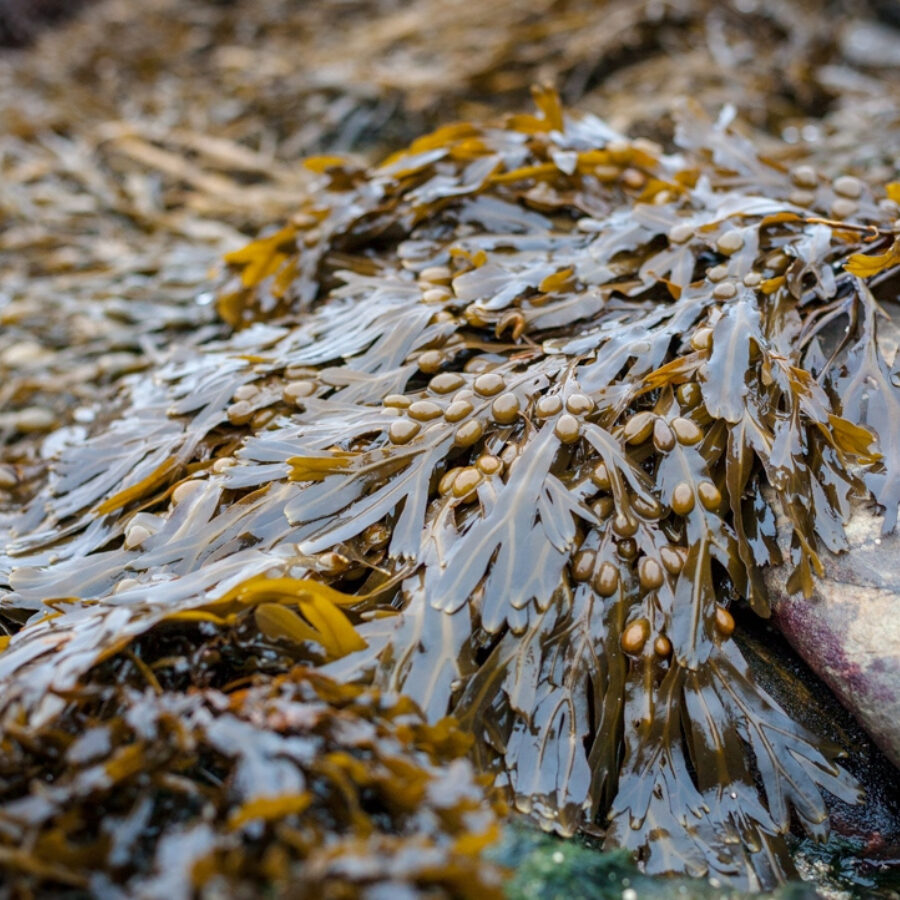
xmin=765 ymin=504 xmax=900 ymax=769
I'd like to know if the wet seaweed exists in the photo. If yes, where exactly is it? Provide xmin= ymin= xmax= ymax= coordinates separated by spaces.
xmin=1 ymin=86 xmax=899 ymax=892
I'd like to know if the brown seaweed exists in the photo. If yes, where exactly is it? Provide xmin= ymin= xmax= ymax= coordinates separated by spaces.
xmin=2 ymin=86 xmax=899 ymax=890
xmin=0 ymin=660 xmax=504 ymax=897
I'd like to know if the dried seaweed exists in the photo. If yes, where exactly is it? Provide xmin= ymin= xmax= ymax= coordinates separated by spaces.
xmin=0 ymin=663 xmax=504 ymax=897
xmin=2 ymin=84 xmax=899 ymax=891
xmin=3 ymin=0 xmax=898 ymax=470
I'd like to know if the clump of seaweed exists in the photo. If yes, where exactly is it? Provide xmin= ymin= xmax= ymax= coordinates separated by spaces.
xmin=1 ymin=90 xmax=899 ymax=890
xmin=0 ymin=663 xmax=503 ymax=897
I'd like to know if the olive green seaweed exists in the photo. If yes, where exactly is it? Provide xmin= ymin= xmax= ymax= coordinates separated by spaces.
xmin=1 ymin=90 xmax=899 ymax=893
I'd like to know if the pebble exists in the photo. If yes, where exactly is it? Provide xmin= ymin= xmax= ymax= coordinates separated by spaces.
xmin=677 ymin=382 xmax=702 ymax=408
xmin=621 ymin=618 xmax=650 ymax=655
xmin=1 ymin=341 xmax=49 ymax=367
xmin=454 ymin=419 xmax=484 ymax=447
xmin=715 ymin=605 xmax=735 ymax=637
xmin=671 ymin=482 xmax=695 ymax=515
xmin=690 ymin=328 xmax=713 ymax=352
xmin=593 ymin=562 xmax=619 ymax=597
xmin=624 ymin=412 xmax=654 ymax=444
xmin=789 ymin=189 xmax=816 ymax=208
xmin=591 ymin=462 xmax=611 ymax=491
xmin=476 ymin=454 xmax=503 ymax=475
xmin=613 ymin=512 xmax=637 ymax=538
xmin=572 ymin=549 xmax=596 ymax=581
xmin=211 ymin=457 xmax=237 ymax=473
xmin=697 ymin=480 xmax=722 ymax=510
xmin=452 ymin=467 xmax=482 ymax=499
xmin=554 ymin=413 xmax=581 ymax=443
xmin=439 ymin=468 xmax=463 ymax=495
xmin=668 ymin=222 xmax=695 ymax=244
xmin=652 ymin=418 xmax=675 ymax=452
xmin=671 ymin=416 xmax=702 ymax=445
xmin=660 ymin=545 xmax=687 ymax=574
xmin=114 ymin=577 xmax=141 ymax=594
xmin=638 ymin=556 xmax=664 ymax=591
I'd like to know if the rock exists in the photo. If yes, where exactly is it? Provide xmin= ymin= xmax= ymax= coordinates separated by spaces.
xmin=736 ymin=613 xmax=900 ymax=862
xmin=765 ymin=503 xmax=900 ymax=770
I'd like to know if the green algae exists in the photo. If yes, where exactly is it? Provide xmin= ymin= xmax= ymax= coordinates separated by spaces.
xmin=494 ymin=826 xmax=821 ymax=900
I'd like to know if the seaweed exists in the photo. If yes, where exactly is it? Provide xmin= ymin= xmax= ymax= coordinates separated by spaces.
xmin=1 ymin=85 xmax=899 ymax=892
xmin=0 ymin=661 xmax=504 ymax=897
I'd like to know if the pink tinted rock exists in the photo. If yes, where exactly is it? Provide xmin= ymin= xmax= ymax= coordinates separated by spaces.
xmin=765 ymin=505 xmax=900 ymax=769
